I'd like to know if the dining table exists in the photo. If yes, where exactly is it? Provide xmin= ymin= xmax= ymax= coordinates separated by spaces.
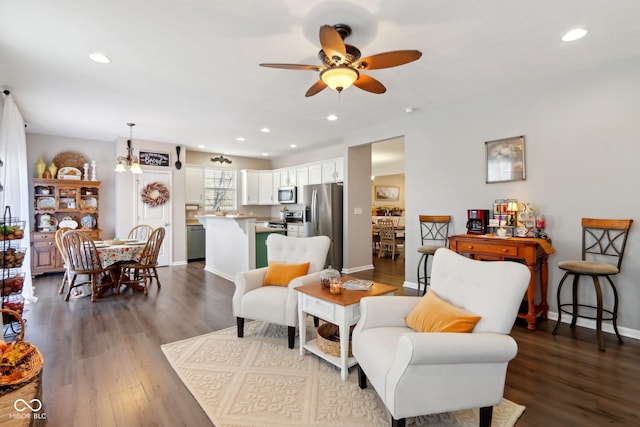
xmin=70 ymin=240 xmax=145 ymax=299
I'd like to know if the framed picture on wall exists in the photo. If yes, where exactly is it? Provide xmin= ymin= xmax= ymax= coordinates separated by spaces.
xmin=485 ymin=136 xmax=526 ymax=183
xmin=375 ymin=186 xmax=399 ymax=201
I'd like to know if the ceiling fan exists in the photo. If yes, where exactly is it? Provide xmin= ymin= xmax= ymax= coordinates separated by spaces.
xmin=260 ymin=24 xmax=422 ymax=97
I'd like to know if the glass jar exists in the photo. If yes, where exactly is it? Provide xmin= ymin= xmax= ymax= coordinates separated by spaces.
xmin=329 ymin=278 xmax=342 ymax=295
xmin=320 ymin=265 xmax=340 ymax=289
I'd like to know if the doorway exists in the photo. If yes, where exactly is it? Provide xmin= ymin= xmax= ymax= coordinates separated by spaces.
xmin=135 ymin=171 xmax=172 ymax=266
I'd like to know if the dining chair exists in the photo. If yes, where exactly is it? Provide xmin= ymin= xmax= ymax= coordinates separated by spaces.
xmin=61 ymin=230 xmax=116 ymax=302
xmin=552 ymin=218 xmax=633 ymax=351
xmin=55 ymin=227 xmax=73 ymax=294
xmin=377 ymin=218 xmax=404 ymax=260
xmin=416 ymin=215 xmax=451 ymax=295
xmin=119 ymin=227 xmax=165 ymax=295
xmin=127 ymin=224 xmax=153 ymax=241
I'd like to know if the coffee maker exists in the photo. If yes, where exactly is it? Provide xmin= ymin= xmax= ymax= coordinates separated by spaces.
xmin=466 ymin=209 xmax=490 ymax=234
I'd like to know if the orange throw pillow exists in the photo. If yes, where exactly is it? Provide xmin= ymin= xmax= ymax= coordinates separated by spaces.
xmin=405 ymin=291 xmax=481 ymax=333
xmin=263 ymin=261 xmax=310 ymax=287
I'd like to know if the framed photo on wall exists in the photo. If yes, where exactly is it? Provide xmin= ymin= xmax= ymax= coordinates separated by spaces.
xmin=375 ymin=186 xmax=399 ymax=201
xmin=485 ymin=136 xmax=526 ymax=183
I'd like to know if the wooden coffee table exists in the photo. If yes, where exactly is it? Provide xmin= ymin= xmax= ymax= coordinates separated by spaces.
xmin=296 ymin=277 xmax=396 ymax=380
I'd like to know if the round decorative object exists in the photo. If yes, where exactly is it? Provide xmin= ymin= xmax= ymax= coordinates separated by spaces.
xmin=141 ymin=182 xmax=170 ymax=207
xmin=81 ymin=214 xmax=96 ymax=229
xmin=52 ymin=151 xmax=88 ymax=170
xmin=320 ymin=265 xmax=340 ymax=289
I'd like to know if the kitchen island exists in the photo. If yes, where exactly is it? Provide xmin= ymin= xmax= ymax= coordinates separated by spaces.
xmin=197 ymin=215 xmax=257 ymax=281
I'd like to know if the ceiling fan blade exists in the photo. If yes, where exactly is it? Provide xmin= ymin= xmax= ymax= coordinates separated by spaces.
xmin=353 ymin=74 xmax=386 ymax=94
xmin=305 ymin=80 xmax=328 ymax=97
xmin=259 ymin=63 xmax=321 ymax=71
xmin=356 ymin=50 xmax=422 ymax=70
xmin=319 ymin=25 xmax=346 ymax=63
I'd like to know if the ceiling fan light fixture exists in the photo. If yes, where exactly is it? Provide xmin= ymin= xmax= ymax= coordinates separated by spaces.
xmin=321 ymin=66 xmax=359 ymax=92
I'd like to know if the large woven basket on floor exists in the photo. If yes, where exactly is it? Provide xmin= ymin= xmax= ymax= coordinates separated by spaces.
xmin=317 ymin=322 xmax=354 ymax=357
xmin=0 ymin=308 xmax=44 ymax=387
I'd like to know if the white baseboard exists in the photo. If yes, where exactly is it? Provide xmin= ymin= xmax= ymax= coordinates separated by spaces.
xmin=546 ymin=311 xmax=640 ymax=340
xmin=172 ymin=261 xmax=188 ymax=266
xmin=204 ymin=266 xmax=233 ymax=282
xmin=342 ymin=264 xmax=374 ymax=274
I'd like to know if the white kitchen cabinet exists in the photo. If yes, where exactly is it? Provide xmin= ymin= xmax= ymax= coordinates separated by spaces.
xmin=186 ymin=167 xmax=204 ymax=205
xmin=308 ymin=164 xmax=322 ymax=185
xmin=241 ymin=170 xmax=260 ymax=205
xmin=258 ymin=171 xmax=276 ymax=205
xmin=296 ymin=167 xmax=308 ymax=202
xmin=287 ymin=223 xmax=303 ymax=237
xmin=321 ymin=157 xmax=344 ymax=183
xmin=279 ymin=168 xmax=296 ymax=187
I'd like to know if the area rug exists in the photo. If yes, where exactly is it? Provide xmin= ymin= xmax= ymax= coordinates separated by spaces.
xmin=161 ymin=321 xmax=525 ymax=427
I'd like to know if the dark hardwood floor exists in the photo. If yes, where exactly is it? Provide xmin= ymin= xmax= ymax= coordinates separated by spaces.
xmin=13 ymin=255 xmax=640 ymax=426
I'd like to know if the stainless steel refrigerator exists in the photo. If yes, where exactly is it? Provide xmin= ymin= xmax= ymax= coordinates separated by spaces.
xmin=302 ymin=183 xmax=343 ymax=272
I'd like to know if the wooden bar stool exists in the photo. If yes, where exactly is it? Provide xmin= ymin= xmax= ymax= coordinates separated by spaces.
xmin=552 ymin=218 xmax=633 ymax=351
xmin=416 ymin=215 xmax=451 ymax=295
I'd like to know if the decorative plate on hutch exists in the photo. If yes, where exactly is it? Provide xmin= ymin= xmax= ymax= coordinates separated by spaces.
xmin=57 ymin=166 xmax=82 ymax=180
xmin=80 ymin=214 xmax=96 ymax=229
xmin=36 ymin=197 xmax=55 ymax=210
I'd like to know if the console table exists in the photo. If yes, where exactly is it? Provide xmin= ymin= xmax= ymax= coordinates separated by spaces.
xmin=448 ymin=234 xmax=555 ymax=330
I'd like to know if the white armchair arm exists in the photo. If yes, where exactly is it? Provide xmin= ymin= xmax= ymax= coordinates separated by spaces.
xmin=394 ymin=332 xmax=517 ymax=366
xmin=355 ymin=296 xmax=420 ymax=333
xmin=232 ymin=267 xmax=268 ymax=317
xmin=284 ymin=271 xmax=322 ymax=325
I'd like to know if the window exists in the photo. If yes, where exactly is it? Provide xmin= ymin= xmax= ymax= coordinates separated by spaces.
xmin=204 ymin=168 xmax=236 ymax=211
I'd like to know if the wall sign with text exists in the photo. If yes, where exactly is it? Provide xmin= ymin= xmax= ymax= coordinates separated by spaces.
xmin=139 ymin=151 xmax=170 ymax=167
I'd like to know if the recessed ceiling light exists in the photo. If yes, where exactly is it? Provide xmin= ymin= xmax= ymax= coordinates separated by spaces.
xmin=261 ymin=127 xmax=270 ymax=133
xmin=197 ymin=144 xmax=206 ymax=149
xmin=261 ymin=153 xmax=269 ymax=156
xmin=404 ymin=107 xmax=415 ymax=113
xmin=562 ymin=28 xmax=588 ymax=42
xmin=236 ymin=137 xmax=245 ymax=142
xmin=327 ymin=114 xmax=338 ymax=121
xmin=290 ymin=144 xmax=297 ymax=148
xmin=89 ymin=52 xmax=111 ymax=64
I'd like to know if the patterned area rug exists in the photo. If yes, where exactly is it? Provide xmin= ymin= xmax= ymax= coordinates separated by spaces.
xmin=161 ymin=321 xmax=525 ymax=427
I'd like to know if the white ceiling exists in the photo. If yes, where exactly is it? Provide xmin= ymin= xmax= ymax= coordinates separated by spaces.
xmin=2 ymin=1 xmax=640 ymax=159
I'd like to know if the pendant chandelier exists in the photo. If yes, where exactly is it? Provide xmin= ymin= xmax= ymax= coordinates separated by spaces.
xmin=114 ymin=122 xmax=143 ymax=174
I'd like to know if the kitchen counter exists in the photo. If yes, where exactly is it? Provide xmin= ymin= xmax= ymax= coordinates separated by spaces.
xmin=196 ymin=215 xmax=257 ymax=280
xmin=256 ymin=226 xmax=286 ymax=233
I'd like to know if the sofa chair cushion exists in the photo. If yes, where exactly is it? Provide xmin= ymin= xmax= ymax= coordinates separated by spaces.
xmin=263 ymin=261 xmax=310 ymax=287
xmin=405 ymin=291 xmax=481 ymax=333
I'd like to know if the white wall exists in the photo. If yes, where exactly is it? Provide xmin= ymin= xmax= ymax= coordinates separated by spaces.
xmin=345 ymin=55 xmax=640 ymax=332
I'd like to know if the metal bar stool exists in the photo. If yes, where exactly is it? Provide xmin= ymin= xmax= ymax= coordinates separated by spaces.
xmin=552 ymin=218 xmax=633 ymax=351
xmin=416 ymin=215 xmax=451 ymax=295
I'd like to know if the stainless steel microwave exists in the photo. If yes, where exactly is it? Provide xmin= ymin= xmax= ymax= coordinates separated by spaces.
xmin=277 ymin=186 xmax=297 ymax=204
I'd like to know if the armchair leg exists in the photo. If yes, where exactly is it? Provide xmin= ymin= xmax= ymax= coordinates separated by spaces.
xmin=479 ymin=406 xmax=493 ymax=427
xmin=287 ymin=326 xmax=295 ymax=349
xmin=357 ymin=365 xmax=367 ymax=389
xmin=237 ymin=317 xmax=244 ymax=338
xmin=391 ymin=417 xmax=406 ymax=427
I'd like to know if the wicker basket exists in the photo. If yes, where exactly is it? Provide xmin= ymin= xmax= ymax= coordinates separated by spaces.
xmin=0 ymin=308 xmax=44 ymax=386
xmin=317 ymin=322 xmax=354 ymax=357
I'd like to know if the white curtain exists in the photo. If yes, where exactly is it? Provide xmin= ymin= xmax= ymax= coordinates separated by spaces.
xmin=1 ymin=93 xmax=36 ymax=302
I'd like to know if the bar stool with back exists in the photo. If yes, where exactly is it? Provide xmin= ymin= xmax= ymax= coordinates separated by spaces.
xmin=416 ymin=215 xmax=451 ymax=296
xmin=552 ymin=218 xmax=633 ymax=351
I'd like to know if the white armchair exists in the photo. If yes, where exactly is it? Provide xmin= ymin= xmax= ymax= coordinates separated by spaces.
xmin=352 ymin=248 xmax=530 ymax=427
xmin=233 ymin=233 xmax=331 ymax=348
